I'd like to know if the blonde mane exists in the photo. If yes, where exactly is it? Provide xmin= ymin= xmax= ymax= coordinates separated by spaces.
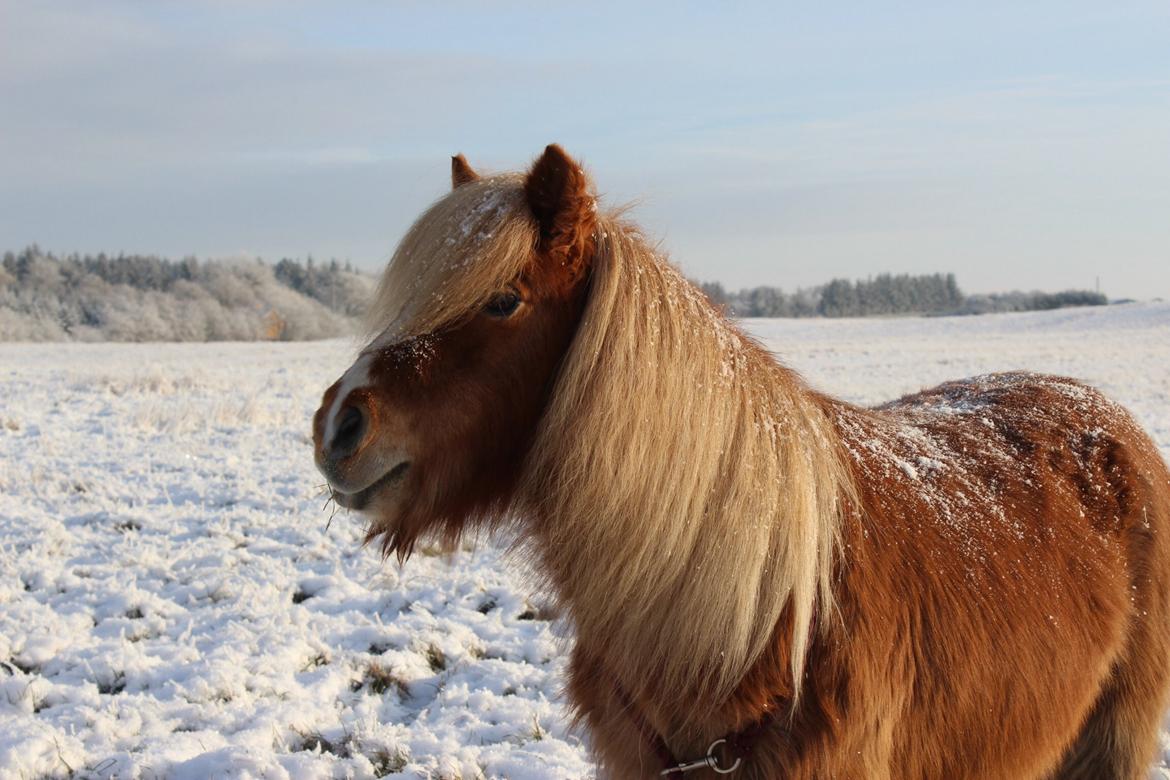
xmin=520 ymin=214 xmax=855 ymax=723
xmin=366 ymin=177 xmax=855 ymax=725
xmin=363 ymin=174 xmax=537 ymax=342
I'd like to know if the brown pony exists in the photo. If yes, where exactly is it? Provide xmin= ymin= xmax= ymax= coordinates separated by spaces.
xmin=313 ymin=145 xmax=1170 ymax=779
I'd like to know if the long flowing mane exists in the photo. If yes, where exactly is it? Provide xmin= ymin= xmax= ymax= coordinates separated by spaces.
xmin=520 ymin=213 xmax=856 ymax=719
xmin=360 ymin=175 xmax=856 ymax=714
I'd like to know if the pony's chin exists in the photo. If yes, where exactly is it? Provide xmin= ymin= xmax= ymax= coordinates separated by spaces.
xmin=331 ymin=461 xmax=411 ymax=511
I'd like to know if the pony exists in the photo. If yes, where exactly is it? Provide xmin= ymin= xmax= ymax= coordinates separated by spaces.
xmin=313 ymin=145 xmax=1170 ymax=779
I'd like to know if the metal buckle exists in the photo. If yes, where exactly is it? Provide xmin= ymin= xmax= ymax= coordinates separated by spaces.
xmin=659 ymin=738 xmax=743 ymax=775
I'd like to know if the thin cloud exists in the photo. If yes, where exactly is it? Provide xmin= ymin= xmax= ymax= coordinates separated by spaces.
xmin=1 ymin=2 xmax=1168 ymax=299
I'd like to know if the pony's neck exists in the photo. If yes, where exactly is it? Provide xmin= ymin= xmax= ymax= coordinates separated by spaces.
xmin=519 ymin=219 xmax=851 ymax=730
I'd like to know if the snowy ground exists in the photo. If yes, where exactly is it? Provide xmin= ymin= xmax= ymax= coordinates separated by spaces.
xmin=2 ymin=302 xmax=1169 ymax=779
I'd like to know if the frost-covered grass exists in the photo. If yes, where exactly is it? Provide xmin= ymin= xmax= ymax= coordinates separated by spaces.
xmin=2 ymin=303 xmax=1169 ymax=778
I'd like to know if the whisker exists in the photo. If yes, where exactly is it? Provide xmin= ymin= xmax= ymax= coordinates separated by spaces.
xmin=322 ymin=493 xmax=341 ymax=534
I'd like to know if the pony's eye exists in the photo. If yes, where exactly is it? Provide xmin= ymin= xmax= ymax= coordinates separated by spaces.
xmin=484 ymin=290 xmax=522 ymax=318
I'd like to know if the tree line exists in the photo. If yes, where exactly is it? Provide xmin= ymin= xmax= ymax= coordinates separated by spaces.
xmin=0 ymin=247 xmax=1112 ymax=342
xmin=0 ymin=246 xmax=374 ymax=341
xmin=699 ymin=272 xmax=1107 ymax=318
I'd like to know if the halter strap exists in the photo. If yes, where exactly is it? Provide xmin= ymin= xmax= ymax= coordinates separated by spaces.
xmin=611 ymin=676 xmax=778 ymax=777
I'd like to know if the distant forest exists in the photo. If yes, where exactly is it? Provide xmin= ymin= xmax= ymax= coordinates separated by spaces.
xmin=0 ymin=246 xmax=374 ymax=341
xmin=0 ymin=247 xmax=1109 ymax=342
xmin=699 ymin=273 xmax=1108 ymax=318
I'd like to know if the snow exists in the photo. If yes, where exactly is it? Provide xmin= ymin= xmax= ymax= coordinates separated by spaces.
xmin=2 ymin=301 xmax=1170 ymax=778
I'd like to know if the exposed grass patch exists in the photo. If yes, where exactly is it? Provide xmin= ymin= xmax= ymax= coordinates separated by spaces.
xmin=300 ymin=653 xmax=329 ymax=672
xmin=356 ymin=663 xmax=411 ymax=699
xmin=299 ymin=731 xmax=348 ymax=757
xmin=529 ymin=715 xmax=546 ymax=742
xmin=370 ymin=748 xmax=409 ymax=774
xmin=425 ymin=645 xmax=447 ymax=673
xmin=98 ymin=672 xmax=126 ymax=695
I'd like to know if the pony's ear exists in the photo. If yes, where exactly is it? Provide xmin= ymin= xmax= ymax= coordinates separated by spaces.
xmin=451 ymin=154 xmax=479 ymax=188
xmin=524 ymin=144 xmax=596 ymax=268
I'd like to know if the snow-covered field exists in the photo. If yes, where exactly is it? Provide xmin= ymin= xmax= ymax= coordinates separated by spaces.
xmin=2 ymin=302 xmax=1169 ymax=779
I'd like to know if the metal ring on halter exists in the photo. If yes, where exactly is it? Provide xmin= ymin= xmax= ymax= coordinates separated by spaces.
xmin=706 ymin=739 xmax=743 ymax=774
xmin=658 ymin=737 xmax=745 ymax=775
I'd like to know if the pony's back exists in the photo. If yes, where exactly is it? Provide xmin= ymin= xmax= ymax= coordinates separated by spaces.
xmin=818 ymin=371 xmax=1170 ymax=779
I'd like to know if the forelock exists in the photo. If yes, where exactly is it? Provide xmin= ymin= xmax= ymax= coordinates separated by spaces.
xmin=363 ymin=174 xmax=538 ymax=343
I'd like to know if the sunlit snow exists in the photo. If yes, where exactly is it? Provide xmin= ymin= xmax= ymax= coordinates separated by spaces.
xmin=2 ymin=303 xmax=1169 ymax=778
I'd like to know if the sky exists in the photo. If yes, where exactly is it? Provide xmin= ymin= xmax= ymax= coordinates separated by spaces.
xmin=1 ymin=2 xmax=1168 ymax=299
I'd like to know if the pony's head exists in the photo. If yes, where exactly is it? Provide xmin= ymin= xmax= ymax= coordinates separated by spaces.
xmin=313 ymin=145 xmax=597 ymax=557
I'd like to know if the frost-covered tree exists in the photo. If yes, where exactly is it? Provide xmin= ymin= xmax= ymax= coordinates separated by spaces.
xmin=691 ymin=272 xmax=1104 ymax=319
xmin=0 ymin=247 xmax=376 ymax=342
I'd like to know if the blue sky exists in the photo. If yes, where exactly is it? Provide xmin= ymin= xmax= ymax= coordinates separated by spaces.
xmin=2 ymin=2 xmax=1168 ymax=298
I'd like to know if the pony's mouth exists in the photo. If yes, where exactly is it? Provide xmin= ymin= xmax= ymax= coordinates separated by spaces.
xmin=331 ymin=461 xmax=411 ymax=511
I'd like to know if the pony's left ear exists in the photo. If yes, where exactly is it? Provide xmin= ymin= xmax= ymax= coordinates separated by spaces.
xmin=451 ymin=154 xmax=480 ymax=188
xmin=525 ymin=144 xmax=596 ymax=271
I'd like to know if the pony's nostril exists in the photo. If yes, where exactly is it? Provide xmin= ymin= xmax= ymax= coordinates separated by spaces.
xmin=330 ymin=405 xmax=367 ymax=459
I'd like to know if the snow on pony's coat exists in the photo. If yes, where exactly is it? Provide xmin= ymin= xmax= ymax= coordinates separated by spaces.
xmin=319 ymin=145 xmax=1170 ymax=779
